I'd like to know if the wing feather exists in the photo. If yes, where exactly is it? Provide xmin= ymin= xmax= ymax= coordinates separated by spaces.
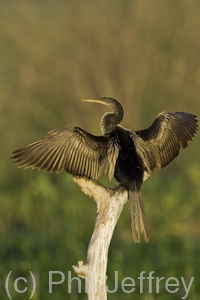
xmin=12 ymin=126 xmax=120 ymax=181
xmin=133 ymin=112 xmax=198 ymax=172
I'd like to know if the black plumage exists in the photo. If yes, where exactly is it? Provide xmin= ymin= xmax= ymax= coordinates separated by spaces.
xmin=12 ymin=97 xmax=198 ymax=242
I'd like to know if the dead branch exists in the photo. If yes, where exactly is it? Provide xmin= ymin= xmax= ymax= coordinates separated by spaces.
xmin=72 ymin=178 xmax=128 ymax=300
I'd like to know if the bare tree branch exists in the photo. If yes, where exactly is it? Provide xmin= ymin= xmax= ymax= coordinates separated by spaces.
xmin=72 ymin=178 xmax=128 ymax=300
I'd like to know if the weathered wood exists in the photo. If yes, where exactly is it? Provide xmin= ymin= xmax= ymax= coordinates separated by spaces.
xmin=72 ymin=178 xmax=128 ymax=300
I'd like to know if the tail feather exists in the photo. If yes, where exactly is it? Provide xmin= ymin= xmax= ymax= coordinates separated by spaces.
xmin=129 ymin=191 xmax=149 ymax=243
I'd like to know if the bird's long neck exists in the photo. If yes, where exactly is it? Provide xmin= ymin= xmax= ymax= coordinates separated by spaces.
xmin=100 ymin=99 xmax=124 ymax=134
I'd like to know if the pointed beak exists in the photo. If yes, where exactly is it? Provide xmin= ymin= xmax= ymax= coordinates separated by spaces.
xmin=81 ymin=99 xmax=107 ymax=105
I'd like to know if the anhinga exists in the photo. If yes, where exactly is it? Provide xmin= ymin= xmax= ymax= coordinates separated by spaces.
xmin=12 ymin=97 xmax=198 ymax=242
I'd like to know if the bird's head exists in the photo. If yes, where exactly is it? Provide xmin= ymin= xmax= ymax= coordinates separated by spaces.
xmin=82 ymin=97 xmax=124 ymax=134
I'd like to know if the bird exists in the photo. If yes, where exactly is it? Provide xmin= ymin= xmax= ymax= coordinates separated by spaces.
xmin=11 ymin=97 xmax=198 ymax=243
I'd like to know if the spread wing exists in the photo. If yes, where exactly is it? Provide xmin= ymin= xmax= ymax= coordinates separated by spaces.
xmin=132 ymin=112 xmax=198 ymax=173
xmin=11 ymin=126 xmax=119 ymax=181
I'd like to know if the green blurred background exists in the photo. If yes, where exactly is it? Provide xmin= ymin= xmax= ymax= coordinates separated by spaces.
xmin=0 ymin=0 xmax=200 ymax=299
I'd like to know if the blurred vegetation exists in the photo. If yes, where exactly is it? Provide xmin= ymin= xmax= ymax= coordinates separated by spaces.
xmin=0 ymin=0 xmax=200 ymax=299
